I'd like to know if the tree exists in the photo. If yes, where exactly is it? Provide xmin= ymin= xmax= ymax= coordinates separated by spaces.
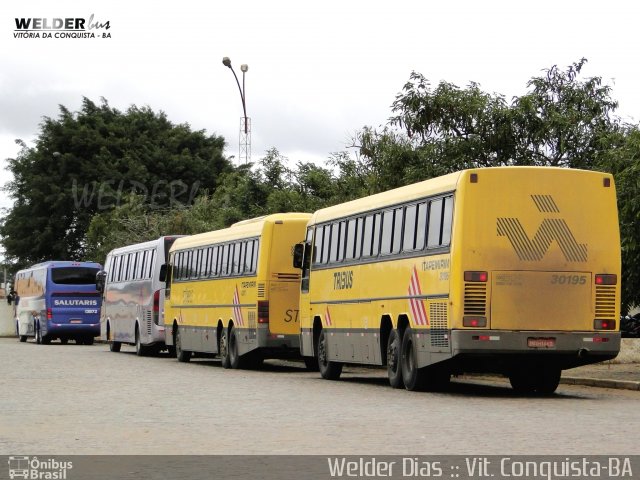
xmin=351 ymin=59 xmax=639 ymax=310
xmin=1 ymin=97 xmax=231 ymax=268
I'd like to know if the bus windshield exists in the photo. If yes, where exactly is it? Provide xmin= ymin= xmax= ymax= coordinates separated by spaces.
xmin=51 ymin=267 xmax=101 ymax=285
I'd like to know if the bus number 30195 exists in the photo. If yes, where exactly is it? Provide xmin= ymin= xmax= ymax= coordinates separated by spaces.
xmin=550 ymin=274 xmax=587 ymax=285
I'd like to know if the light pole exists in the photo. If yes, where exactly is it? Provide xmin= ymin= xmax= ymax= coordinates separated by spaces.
xmin=222 ymin=57 xmax=251 ymax=164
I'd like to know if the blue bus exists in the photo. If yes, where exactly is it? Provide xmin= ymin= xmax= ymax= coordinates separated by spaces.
xmin=14 ymin=261 xmax=103 ymax=345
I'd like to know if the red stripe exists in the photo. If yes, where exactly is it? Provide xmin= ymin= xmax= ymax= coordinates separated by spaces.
xmin=410 ymin=272 xmax=425 ymax=325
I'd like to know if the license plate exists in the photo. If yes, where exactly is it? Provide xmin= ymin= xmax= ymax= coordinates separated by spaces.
xmin=528 ymin=337 xmax=555 ymax=348
xmin=69 ymin=319 xmax=83 ymax=324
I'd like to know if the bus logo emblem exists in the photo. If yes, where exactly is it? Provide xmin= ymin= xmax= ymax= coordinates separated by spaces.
xmin=497 ymin=196 xmax=587 ymax=262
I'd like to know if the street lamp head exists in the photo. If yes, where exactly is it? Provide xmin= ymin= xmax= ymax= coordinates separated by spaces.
xmin=222 ymin=57 xmax=232 ymax=68
xmin=240 ymin=64 xmax=248 ymax=73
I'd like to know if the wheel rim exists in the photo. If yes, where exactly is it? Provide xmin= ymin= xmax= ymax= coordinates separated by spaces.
xmin=387 ymin=339 xmax=398 ymax=374
xmin=318 ymin=334 xmax=328 ymax=366
xmin=220 ymin=332 xmax=228 ymax=359
xmin=404 ymin=338 xmax=415 ymax=374
xmin=229 ymin=329 xmax=237 ymax=358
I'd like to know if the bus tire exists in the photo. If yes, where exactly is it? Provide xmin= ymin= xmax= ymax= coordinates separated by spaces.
xmin=229 ymin=325 xmax=244 ymax=369
xmin=175 ymin=327 xmax=191 ymax=363
xmin=510 ymin=366 xmax=561 ymax=395
xmin=317 ymin=329 xmax=342 ymax=380
xmin=219 ymin=328 xmax=231 ymax=369
xmin=135 ymin=325 xmax=149 ymax=357
xmin=109 ymin=340 xmax=121 ymax=352
xmin=508 ymin=369 xmax=536 ymax=394
xmin=34 ymin=321 xmax=41 ymax=344
xmin=303 ymin=356 xmax=319 ymax=371
xmin=401 ymin=329 xmax=424 ymax=390
xmin=386 ymin=329 xmax=404 ymax=389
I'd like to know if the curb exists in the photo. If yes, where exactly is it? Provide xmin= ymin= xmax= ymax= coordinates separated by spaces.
xmin=560 ymin=377 xmax=640 ymax=391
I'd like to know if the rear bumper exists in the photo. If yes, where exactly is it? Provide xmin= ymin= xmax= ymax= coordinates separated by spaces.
xmin=45 ymin=321 xmax=100 ymax=337
xmin=450 ymin=330 xmax=620 ymax=371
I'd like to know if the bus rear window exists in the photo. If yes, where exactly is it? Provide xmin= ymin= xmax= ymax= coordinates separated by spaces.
xmin=51 ymin=267 xmax=100 ymax=285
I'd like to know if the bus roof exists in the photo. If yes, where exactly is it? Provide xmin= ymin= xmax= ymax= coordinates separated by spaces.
xmin=310 ymin=170 xmax=463 ymax=224
xmin=17 ymin=260 xmax=102 ymax=274
xmin=308 ymin=166 xmax=611 ymax=225
xmin=106 ymin=236 xmax=185 ymax=257
xmin=171 ymin=213 xmax=312 ymax=252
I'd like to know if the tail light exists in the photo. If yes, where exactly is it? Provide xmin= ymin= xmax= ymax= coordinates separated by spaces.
xmin=47 ymin=308 xmax=52 ymax=321
xmin=464 ymin=271 xmax=488 ymax=282
xmin=594 ymin=319 xmax=616 ymax=330
xmin=595 ymin=274 xmax=617 ymax=285
xmin=257 ymin=301 xmax=269 ymax=324
xmin=463 ymin=316 xmax=487 ymax=327
xmin=153 ymin=290 xmax=160 ymax=325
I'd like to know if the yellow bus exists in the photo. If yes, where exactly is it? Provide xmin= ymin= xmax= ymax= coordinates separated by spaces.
xmin=294 ymin=167 xmax=621 ymax=393
xmin=164 ymin=213 xmax=312 ymax=368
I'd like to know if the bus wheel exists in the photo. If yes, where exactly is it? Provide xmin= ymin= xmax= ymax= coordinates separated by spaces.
xmin=508 ymin=370 xmax=536 ymax=394
xmin=135 ymin=325 xmax=149 ymax=356
xmin=109 ymin=340 xmax=121 ymax=352
xmin=510 ymin=367 xmax=561 ymax=395
xmin=535 ymin=368 xmax=561 ymax=395
xmin=18 ymin=322 xmax=27 ymax=342
xmin=229 ymin=326 xmax=244 ymax=369
xmin=175 ymin=327 xmax=192 ymax=363
xmin=317 ymin=329 xmax=342 ymax=380
xmin=401 ymin=329 xmax=424 ymax=391
xmin=219 ymin=328 xmax=231 ymax=369
xmin=34 ymin=321 xmax=41 ymax=344
xmin=386 ymin=329 xmax=404 ymax=389
xmin=303 ymin=356 xmax=319 ymax=371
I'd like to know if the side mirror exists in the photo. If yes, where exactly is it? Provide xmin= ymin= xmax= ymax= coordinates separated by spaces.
xmin=159 ymin=264 xmax=172 ymax=283
xmin=293 ymin=243 xmax=304 ymax=269
xmin=95 ymin=270 xmax=107 ymax=293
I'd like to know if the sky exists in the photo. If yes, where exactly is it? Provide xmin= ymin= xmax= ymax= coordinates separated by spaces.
xmin=1 ymin=0 xmax=640 ymax=253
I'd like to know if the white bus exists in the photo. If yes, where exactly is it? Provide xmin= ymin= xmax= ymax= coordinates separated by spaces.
xmin=97 ymin=236 xmax=182 ymax=355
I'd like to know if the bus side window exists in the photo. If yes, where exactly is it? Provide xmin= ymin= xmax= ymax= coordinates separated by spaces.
xmin=416 ymin=202 xmax=428 ymax=250
xmin=371 ymin=212 xmax=382 ymax=257
xmin=442 ymin=196 xmax=454 ymax=246
xmin=362 ymin=215 xmax=374 ymax=258
xmin=380 ymin=210 xmax=393 ymax=255
xmin=392 ymin=207 xmax=403 ymax=254
xmin=329 ymin=223 xmax=340 ymax=263
xmin=252 ymin=240 xmax=260 ymax=273
xmin=427 ymin=198 xmax=443 ymax=248
xmin=345 ymin=219 xmax=357 ymax=261
xmin=313 ymin=226 xmax=324 ymax=265
xmin=403 ymin=204 xmax=418 ymax=252
xmin=210 ymin=246 xmax=219 ymax=277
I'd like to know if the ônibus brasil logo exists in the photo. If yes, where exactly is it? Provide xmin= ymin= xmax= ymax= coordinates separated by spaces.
xmin=14 ymin=15 xmax=111 ymax=39
xmin=8 ymin=456 xmax=73 ymax=480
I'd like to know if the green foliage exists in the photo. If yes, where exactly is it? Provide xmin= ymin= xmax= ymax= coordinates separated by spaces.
xmin=1 ymin=97 xmax=230 ymax=268
xmin=353 ymin=58 xmax=639 ymax=310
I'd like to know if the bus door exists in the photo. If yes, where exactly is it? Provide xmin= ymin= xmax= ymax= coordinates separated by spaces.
xmin=266 ymin=221 xmax=306 ymax=338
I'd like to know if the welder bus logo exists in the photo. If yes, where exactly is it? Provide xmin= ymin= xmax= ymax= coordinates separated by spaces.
xmin=497 ymin=195 xmax=588 ymax=262
xmin=13 ymin=15 xmax=111 ymax=39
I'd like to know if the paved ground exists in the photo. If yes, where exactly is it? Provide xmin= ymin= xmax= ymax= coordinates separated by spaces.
xmin=1 ymin=338 xmax=639 ymax=456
